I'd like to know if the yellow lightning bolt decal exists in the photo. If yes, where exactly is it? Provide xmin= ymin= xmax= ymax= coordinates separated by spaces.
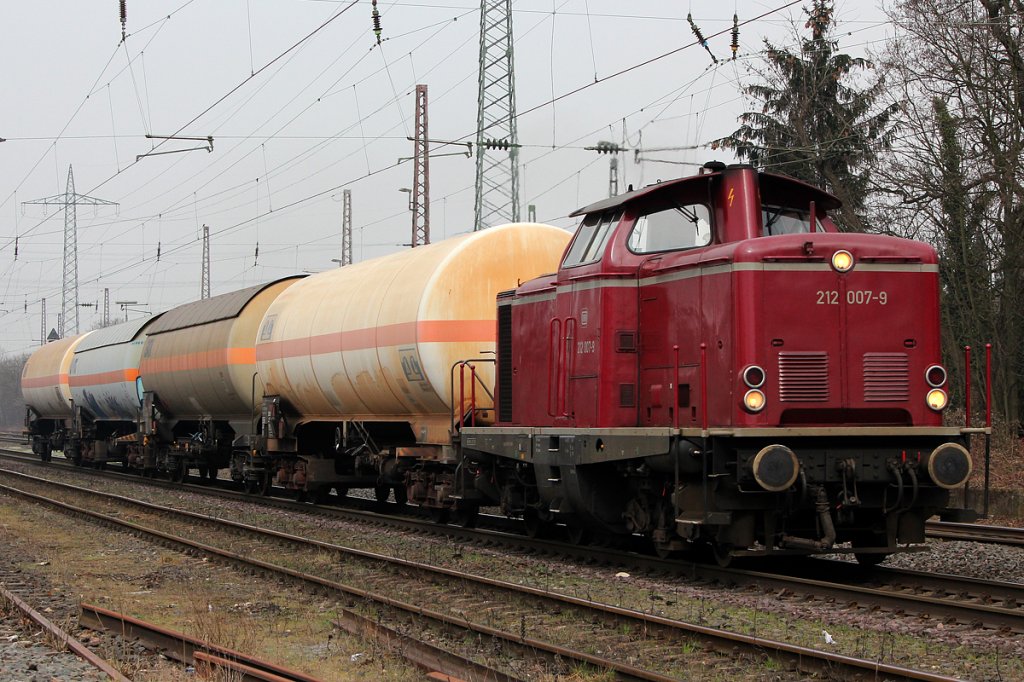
xmin=727 ymin=187 xmax=735 ymax=207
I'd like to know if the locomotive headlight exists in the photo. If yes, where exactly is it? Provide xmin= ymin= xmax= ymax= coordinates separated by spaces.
xmin=926 ymin=388 xmax=949 ymax=411
xmin=925 ymin=364 xmax=947 ymax=388
xmin=743 ymin=389 xmax=766 ymax=412
xmin=742 ymin=365 xmax=765 ymax=388
xmin=831 ymin=249 xmax=854 ymax=272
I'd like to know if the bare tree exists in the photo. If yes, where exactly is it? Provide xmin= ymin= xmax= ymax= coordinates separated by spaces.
xmin=0 ymin=353 xmax=28 ymax=428
xmin=873 ymin=0 xmax=1024 ymax=420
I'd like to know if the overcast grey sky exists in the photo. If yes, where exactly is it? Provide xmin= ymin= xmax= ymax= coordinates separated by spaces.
xmin=0 ymin=0 xmax=889 ymax=354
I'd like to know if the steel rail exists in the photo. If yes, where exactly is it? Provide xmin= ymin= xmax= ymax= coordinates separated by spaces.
xmin=79 ymin=603 xmax=321 ymax=682
xmin=0 ymin=585 xmax=131 ymax=682
xmin=331 ymin=608 xmax=522 ymax=682
xmin=0 ymin=472 xmax=964 ymax=682
xmin=926 ymin=520 xmax=1024 ymax=547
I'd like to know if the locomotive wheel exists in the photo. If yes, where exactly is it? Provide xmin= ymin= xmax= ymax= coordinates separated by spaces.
xmin=428 ymin=507 xmax=450 ymax=524
xmin=451 ymin=503 xmax=479 ymax=528
xmin=207 ymin=467 xmax=218 ymax=482
xmin=334 ymin=487 xmax=350 ymax=505
xmin=854 ymin=552 xmax=889 ymax=567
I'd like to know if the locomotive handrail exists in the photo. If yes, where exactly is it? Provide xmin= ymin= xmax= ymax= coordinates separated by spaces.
xmin=449 ymin=358 xmax=496 ymax=435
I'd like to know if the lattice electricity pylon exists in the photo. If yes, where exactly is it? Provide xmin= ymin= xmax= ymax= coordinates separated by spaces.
xmin=103 ymin=288 xmax=110 ymax=327
xmin=473 ymin=0 xmax=519 ymax=230
xmin=341 ymin=190 xmax=353 ymax=265
xmin=24 ymin=166 xmax=118 ymax=337
xmin=412 ymin=84 xmax=430 ymax=247
xmin=40 ymin=298 xmax=46 ymax=346
xmin=201 ymin=225 xmax=211 ymax=299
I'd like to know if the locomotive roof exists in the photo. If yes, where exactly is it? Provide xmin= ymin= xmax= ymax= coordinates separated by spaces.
xmin=76 ymin=315 xmax=163 ymax=352
xmin=569 ymin=165 xmax=842 ymax=217
xmin=147 ymin=275 xmax=304 ymax=335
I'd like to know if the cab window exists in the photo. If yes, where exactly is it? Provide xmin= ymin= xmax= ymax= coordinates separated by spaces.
xmin=762 ymin=205 xmax=823 ymax=236
xmin=627 ymin=202 xmax=711 ymax=254
xmin=562 ymin=211 xmax=621 ymax=268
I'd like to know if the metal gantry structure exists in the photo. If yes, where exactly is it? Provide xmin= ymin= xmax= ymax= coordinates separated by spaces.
xmin=341 ymin=190 xmax=353 ymax=265
xmin=39 ymin=298 xmax=45 ymax=346
xmin=24 ymin=166 xmax=118 ymax=338
xmin=473 ymin=0 xmax=520 ymax=230
xmin=201 ymin=224 xmax=211 ymax=299
xmin=103 ymin=288 xmax=110 ymax=327
xmin=411 ymin=84 xmax=430 ymax=247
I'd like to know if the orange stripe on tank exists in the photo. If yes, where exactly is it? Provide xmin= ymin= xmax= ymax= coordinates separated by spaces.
xmin=140 ymin=347 xmax=256 ymax=375
xmin=69 ymin=368 xmax=140 ymax=387
xmin=22 ymin=373 xmax=70 ymax=389
xmin=255 ymin=319 xmax=494 ymax=362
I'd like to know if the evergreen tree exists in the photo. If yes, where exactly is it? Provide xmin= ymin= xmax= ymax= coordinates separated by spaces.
xmin=714 ymin=1 xmax=898 ymax=230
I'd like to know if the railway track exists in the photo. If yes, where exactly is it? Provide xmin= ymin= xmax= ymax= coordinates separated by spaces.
xmin=0 ymin=579 xmax=130 ymax=682
xmin=0 ymin=465 xmax=965 ymax=681
xmin=7 ymin=448 xmax=1024 ymax=615
xmin=3 ymin=446 xmax=1024 ymax=634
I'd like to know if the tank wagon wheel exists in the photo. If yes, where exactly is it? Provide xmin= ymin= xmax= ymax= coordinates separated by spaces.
xmin=198 ymin=466 xmax=208 ymax=480
xmin=712 ymin=542 xmax=735 ymax=568
xmin=170 ymin=466 xmax=185 ymax=484
xmin=260 ymin=473 xmax=273 ymax=496
xmin=393 ymin=486 xmax=408 ymax=506
xmin=374 ymin=485 xmax=391 ymax=504
xmin=428 ymin=507 xmax=450 ymax=524
xmin=523 ymin=508 xmax=554 ymax=539
xmin=565 ymin=526 xmax=591 ymax=546
xmin=334 ymin=487 xmax=349 ymax=505
xmin=653 ymin=542 xmax=681 ymax=560
xmin=243 ymin=478 xmax=259 ymax=495
xmin=207 ymin=467 xmax=218 ymax=483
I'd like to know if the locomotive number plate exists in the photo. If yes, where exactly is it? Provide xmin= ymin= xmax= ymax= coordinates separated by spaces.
xmin=816 ymin=290 xmax=888 ymax=305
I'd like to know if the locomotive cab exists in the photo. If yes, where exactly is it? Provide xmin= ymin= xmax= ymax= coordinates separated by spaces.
xmin=467 ymin=162 xmax=972 ymax=562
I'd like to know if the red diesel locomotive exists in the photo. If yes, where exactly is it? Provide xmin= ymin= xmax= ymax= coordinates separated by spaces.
xmin=460 ymin=161 xmax=973 ymax=563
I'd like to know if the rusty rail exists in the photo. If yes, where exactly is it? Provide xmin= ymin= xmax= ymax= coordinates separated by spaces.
xmin=79 ymin=603 xmax=321 ymax=682
xmin=0 ymin=585 xmax=130 ymax=682
xmin=333 ymin=608 xmax=521 ymax=682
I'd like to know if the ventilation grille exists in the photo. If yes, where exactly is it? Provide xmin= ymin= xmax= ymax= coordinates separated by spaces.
xmin=863 ymin=352 xmax=909 ymax=402
xmin=778 ymin=352 xmax=829 ymax=402
xmin=497 ymin=305 xmax=513 ymax=422
xmin=619 ymin=383 xmax=636 ymax=407
xmin=616 ymin=331 xmax=637 ymax=353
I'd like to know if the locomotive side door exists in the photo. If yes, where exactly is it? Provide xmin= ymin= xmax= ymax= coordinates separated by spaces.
xmin=633 ymin=201 xmax=711 ymax=428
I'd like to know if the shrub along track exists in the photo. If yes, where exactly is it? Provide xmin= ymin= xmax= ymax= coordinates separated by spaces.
xmin=0 ymin=465 xmax=969 ymax=682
